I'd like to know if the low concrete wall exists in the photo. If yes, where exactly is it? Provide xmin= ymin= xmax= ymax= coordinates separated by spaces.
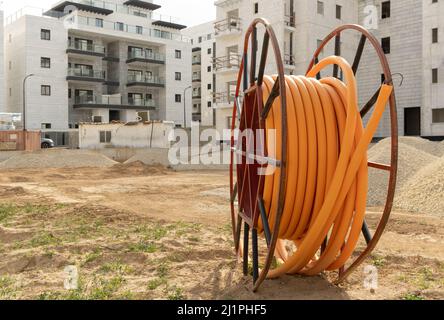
xmin=96 ymin=148 xmax=170 ymax=165
xmin=79 ymin=122 xmax=174 ymax=150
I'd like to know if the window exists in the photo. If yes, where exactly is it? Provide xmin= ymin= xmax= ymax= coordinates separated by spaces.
xmin=432 ymin=0 xmax=438 ymax=3
xmin=99 ymin=131 xmax=112 ymax=143
xmin=41 ymin=85 xmax=51 ymax=96
xmin=432 ymin=28 xmax=438 ymax=43
xmin=175 ymin=50 xmax=182 ymax=59
xmin=136 ymin=26 xmax=143 ymax=34
xmin=175 ymin=72 xmax=182 ymax=81
xmin=207 ymin=66 xmax=212 ymax=72
xmin=336 ymin=5 xmax=342 ymax=19
xmin=432 ymin=68 xmax=438 ymax=83
xmin=254 ymin=3 xmax=259 ymax=14
xmin=317 ymin=1 xmax=324 ymax=15
xmin=207 ymin=34 xmax=212 ymax=40
xmin=41 ymin=123 xmax=52 ymax=129
xmin=41 ymin=29 xmax=51 ymax=40
xmin=432 ymin=109 xmax=444 ymax=123
xmin=93 ymin=116 xmax=103 ymax=123
xmin=208 ymin=48 xmax=212 ymax=55
xmin=207 ymin=83 xmax=212 ymax=90
xmin=381 ymin=1 xmax=391 ymax=19
xmin=175 ymin=94 xmax=182 ymax=103
xmin=198 ymin=36 xmax=203 ymax=43
xmin=41 ymin=57 xmax=51 ymax=68
xmin=115 ymin=22 xmax=124 ymax=31
xmin=96 ymin=18 xmax=103 ymax=28
xmin=207 ymin=101 xmax=212 ymax=108
xmin=68 ymin=89 xmax=72 ymax=99
xmin=381 ymin=37 xmax=390 ymax=54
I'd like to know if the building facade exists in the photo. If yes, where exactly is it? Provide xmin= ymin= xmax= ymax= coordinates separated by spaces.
xmin=4 ymin=0 xmax=192 ymax=134
xmin=213 ymin=0 xmax=358 ymax=140
xmin=182 ymin=21 xmax=216 ymax=127
xmin=0 ymin=11 xmax=5 ymax=113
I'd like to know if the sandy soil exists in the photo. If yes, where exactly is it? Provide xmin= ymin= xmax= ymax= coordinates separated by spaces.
xmin=0 ymin=162 xmax=442 ymax=300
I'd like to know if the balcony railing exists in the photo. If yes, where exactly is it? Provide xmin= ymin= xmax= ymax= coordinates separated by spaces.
xmin=67 ymin=40 xmax=106 ymax=55
xmin=67 ymin=68 xmax=105 ymax=80
xmin=128 ymin=98 xmax=156 ymax=108
xmin=68 ymin=15 xmax=190 ymax=43
xmin=213 ymin=55 xmax=241 ymax=72
xmin=192 ymin=57 xmax=202 ymax=65
xmin=192 ymin=90 xmax=202 ymax=99
xmin=284 ymin=54 xmax=296 ymax=66
xmin=127 ymin=74 xmax=165 ymax=86
xmin=128 ymin=50 xmax=165 ymax=63
xmin=74 ymin=95 xmax=157 ymax=109
xmin=74 ymin=95 xmax=121 ymax=105
xmin=214 ymin=17 xmax=241 ymax=36
xmin=192 ymin=73 xmax=202 ymax=82
xmin=213 ymin=92 xmax=235 ymax=105
xmin=285 ymin=14 xmax=296 ymax=27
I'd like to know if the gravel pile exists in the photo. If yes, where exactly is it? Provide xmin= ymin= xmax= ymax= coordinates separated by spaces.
xmin=367 ymin=141 xmax=438 ymax=207
xmin=395 ymin=156 xmax=444 ymax=216
xmin=0 ymin=149 xmax=117 ymax=169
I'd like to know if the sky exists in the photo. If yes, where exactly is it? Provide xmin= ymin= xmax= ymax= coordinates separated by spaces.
xmin=0 ymin=0 xmax=216 ymax=27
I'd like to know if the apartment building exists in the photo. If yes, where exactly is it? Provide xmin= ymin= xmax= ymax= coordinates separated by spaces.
xmin=213 ymin=0 xmax=358 ymax=139
xmin=357 ymin=0 xmax=444 ymax=138
xmin=182 ymin=21 xmax=216 ymax=127
xmin=0 ymin=11 xmax=5 ymax=113
xmin=4 ymin=0 xmax=192 ymax=135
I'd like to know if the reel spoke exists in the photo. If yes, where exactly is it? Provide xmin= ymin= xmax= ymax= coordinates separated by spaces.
xmin=352 ymin=35 xmax=367 ymax=74
xmin=360 ymin=87 xmax=382 ymax=117
xmin=333 ymin=33 xmax=341 ymax=78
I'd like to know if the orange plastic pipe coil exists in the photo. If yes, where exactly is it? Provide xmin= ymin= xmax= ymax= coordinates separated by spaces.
xmin=258 ymin=56 xmax=393 ymax=277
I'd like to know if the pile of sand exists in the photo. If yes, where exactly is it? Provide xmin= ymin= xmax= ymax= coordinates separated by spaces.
xmin=367 ymin=140 xmax=438 ymax=207
xmin=395 ymin=156 xmax=444 ymax=216
xmin=0 ymin=149 xmax=117 ymax=169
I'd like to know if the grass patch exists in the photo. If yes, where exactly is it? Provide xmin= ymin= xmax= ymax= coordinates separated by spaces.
xmin=128 ymin=241 xmax=158 ymax=254
xmin=371 ymin=255 xmax=386 ymax=268
xmin=100 ymin=262 xmax=134 ymax=275
xmin=29 ymin=232 xmax=60 ymax=248
xmin=0 ymin=276 xmax=17 ymax=300
xmin=0 ymin=204 xmax=19 ymax=223
xmin=403 ymin=293 xmax=425 ymax=301
xmin=147 ymin=278 xmax=167 ymax=291
xmin=82 ymin=250 xmax=102 ymax=266
xmin=166 ymin=286 xmax=185 ymax=300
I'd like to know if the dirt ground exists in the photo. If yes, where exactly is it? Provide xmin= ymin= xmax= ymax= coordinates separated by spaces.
xmin=0 ymin=162 xmax=442 ymax=300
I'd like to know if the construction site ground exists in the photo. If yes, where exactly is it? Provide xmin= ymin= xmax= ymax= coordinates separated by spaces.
xmin=0 ymin=162 xmax=442 ymax=300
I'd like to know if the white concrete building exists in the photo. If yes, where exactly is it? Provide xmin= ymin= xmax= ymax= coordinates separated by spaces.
xmin=213 ymin=0 xmax=358 ymax=140
xmin=4 ymin=0 xmax=192 ymax=139
xmin=358 ymin=0 xmax=444 ymax=138
xmin=0 ymin=11 xmax=5 ymax=113
xmin=182 ymin=21 xmax=216 ymax=127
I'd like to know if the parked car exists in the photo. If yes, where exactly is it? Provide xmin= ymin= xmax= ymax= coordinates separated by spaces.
xmin=41 ymin=138 xmax=55 ymax=149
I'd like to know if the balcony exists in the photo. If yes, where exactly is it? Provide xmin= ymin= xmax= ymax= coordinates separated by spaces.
xmin=192 ymin=73 xmax=202 ymax=82
xmin=67 ymin=40 xmax=106 ymax=57
xmin=214 ymin=17 xmax=242 ymax=37
xmin=285 ymin=14 xmax=296 ymax=28
xmin=192 ymin=90 xmax=202 ymax=100
xmin=284 ymin=54 xmax=296 ymax=67
xmin=49 ymin=0 xmax=114 ymax=16
xmin=127 ymin=50 xmax=165 ymax=65
xmin=68 ymin=15 xmax=191 ymax=43
xmin=67 ymin=68 xmax=105 ymax=82
xmin=73 ymin=95 xmax=156 ymax=110
xmin=213 ymin=92 xmax=236 ymax=108
xmin=213 ymin=55 xmax=241 ymax=73
xmin=192 ymin=57 xmax=202 ymax=65
xmin=127 ymin=74 xmax=165 ymax=88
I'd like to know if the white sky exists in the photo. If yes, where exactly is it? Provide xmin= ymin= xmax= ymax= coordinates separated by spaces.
xmin=0 ymin=0 xmax=216 ymax=27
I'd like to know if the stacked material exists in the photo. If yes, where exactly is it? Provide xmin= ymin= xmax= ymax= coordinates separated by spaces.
xmin=0 ymin=149 xmax=117 ymax=169
xmin=395 ymin=156 xmax=444 ymax=216
xmin=367 ymin=137 xmax=444 ymax=216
